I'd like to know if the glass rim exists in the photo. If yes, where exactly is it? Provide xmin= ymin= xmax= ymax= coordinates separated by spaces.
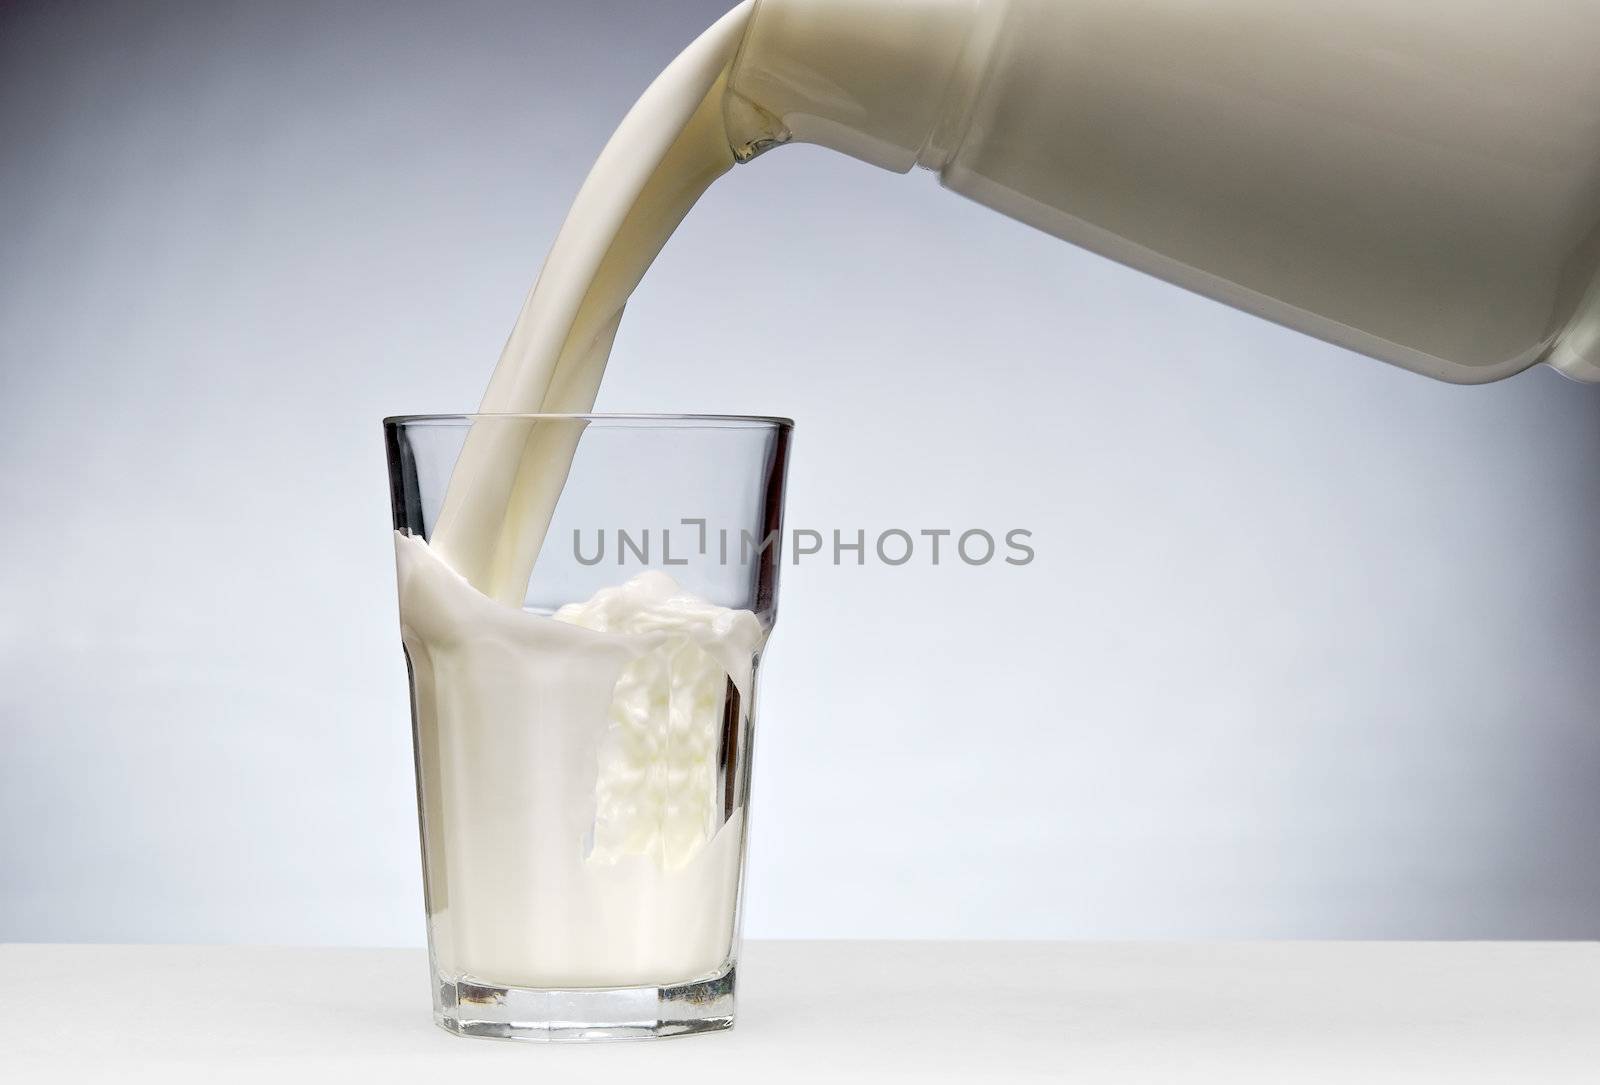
xmin=384 ymin=412 xmax=794 ymax=429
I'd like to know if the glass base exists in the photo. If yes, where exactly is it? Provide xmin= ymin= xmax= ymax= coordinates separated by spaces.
xmin=434 ymin=964 xmax=736 ymax=1042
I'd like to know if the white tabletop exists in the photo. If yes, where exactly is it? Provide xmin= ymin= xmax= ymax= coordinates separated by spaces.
xmin=3 ymin=941 xmax=1596 ymax=1082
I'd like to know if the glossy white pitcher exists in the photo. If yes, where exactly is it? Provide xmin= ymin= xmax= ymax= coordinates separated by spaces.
xmin=728 ymin=0 xmax=1600 ymax=384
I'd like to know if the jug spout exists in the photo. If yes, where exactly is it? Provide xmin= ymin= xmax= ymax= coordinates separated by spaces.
xmin=728 ymin=0 xmax=981 ymax=174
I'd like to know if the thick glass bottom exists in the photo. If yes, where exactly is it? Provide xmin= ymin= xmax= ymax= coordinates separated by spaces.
xmin=434 ymin=964 xmax=736 ymax=1042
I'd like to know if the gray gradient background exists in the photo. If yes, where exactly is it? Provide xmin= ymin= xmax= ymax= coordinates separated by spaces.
xmin=2 ymin=0 xmax=1598 ymax=945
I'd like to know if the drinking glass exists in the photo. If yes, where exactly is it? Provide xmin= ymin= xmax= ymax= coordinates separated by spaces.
xmin=384 ymin=414 xmax=792 ymax=1041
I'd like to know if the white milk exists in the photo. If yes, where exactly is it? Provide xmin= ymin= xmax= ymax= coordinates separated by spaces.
xmin=397 ymin=4 xmax=763 ymax=989
xmin=397 ymin=535 xmax=762 ymax=987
